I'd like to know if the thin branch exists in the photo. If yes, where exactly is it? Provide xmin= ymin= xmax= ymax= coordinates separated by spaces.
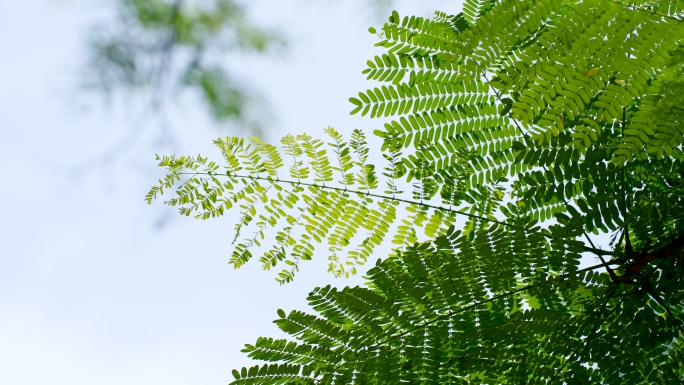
xmin=482 ymin=72 xmax=529 ymax=137
xmin=582 ymin=246 xmax=615 ymax=256
xmin=540 ymin=222 xmax=614 ymax=257
xmin=620 ymin=106 xmax=635 ymax=259
xmin=636 ymin=274 xmax=684 ymax=334
xmin=585 ymin=228 xmax=622 ymax=282
xmin=180 ymin=171 xmax=513 ymax=227
xmin=67 ymin=0 xmax=184 ymax=183
xmin=368 ymin=261 xmax=616 ymax=349
xmin=177 ymin=170 xmax=614 ymax=259
xmin=558 ymin=197 xmax=617 ymax=259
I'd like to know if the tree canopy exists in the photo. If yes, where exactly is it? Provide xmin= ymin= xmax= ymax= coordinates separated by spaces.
xmin=148 ymin=0 xmax=684 ymax=383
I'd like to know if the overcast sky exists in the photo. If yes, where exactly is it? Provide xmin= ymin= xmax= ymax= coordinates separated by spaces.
xmin=0 ymin=1 xmax=458 ymax=383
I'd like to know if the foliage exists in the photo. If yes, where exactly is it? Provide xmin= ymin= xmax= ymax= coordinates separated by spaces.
xmin=233 ymin=235 xmax=684 ymax=384
xmin=83 ymin=0 xmax=281 ymax=123
xmin=146 ymin=127 xmax=477 ymax=283
xmin=82 ymin=0 xmax=403 ymax=125
xmin=149 ymin=0 xmax=684 ymax=382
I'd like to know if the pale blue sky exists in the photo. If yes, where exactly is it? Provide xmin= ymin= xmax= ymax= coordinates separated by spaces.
xmin=0 ymin=1 xmax=457 ymax=383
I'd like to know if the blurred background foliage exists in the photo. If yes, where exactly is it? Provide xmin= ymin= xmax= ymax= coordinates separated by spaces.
xmin=82 ymin=0 xmax=282 ymax=132
xmin=80 ymin=0 xmax=395 ymax=136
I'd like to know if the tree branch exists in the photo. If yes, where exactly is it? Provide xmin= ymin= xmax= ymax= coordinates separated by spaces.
xmin=626 ymin=232 xmax=684 ymax=276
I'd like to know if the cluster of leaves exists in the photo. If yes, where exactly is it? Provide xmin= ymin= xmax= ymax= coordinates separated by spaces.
xmin=148 ymin=0 xmax=684 ymax=382
xmin=146 ymin=127 xmax=492 ymax=283
xmin=84 ymin=0 xmax=281 ymax=122
xmin=232 ymin=230 xmax=684 ymax=384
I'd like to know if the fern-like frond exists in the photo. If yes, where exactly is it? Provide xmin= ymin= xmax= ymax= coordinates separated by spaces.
xmin=230 ymin=229 xmax=678 ymax=384
xmin=149 ymin=128 xmax=508 ymax=283
xmin=355 ymin=0 xmax=684 ymax=251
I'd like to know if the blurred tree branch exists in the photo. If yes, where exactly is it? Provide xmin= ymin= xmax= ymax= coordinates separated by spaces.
xmin=82 ymin=0 xmax=284 ymax=127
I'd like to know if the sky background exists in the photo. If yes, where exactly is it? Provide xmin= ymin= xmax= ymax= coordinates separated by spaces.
xmin=0 ymin=1 xmax=459 ymax=383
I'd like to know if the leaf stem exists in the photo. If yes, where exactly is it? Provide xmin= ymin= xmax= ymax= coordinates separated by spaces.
xmin=181 ymin=171 xmax=513 ymax=227
xmin=482 ymin=72 xmax=529 ymax=138
xmin=605 ymin=0 xmax=684 ymax=22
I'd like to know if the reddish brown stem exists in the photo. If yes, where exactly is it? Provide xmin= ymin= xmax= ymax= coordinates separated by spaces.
xmin=626 ymin=233 xmax=684 ymax=276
